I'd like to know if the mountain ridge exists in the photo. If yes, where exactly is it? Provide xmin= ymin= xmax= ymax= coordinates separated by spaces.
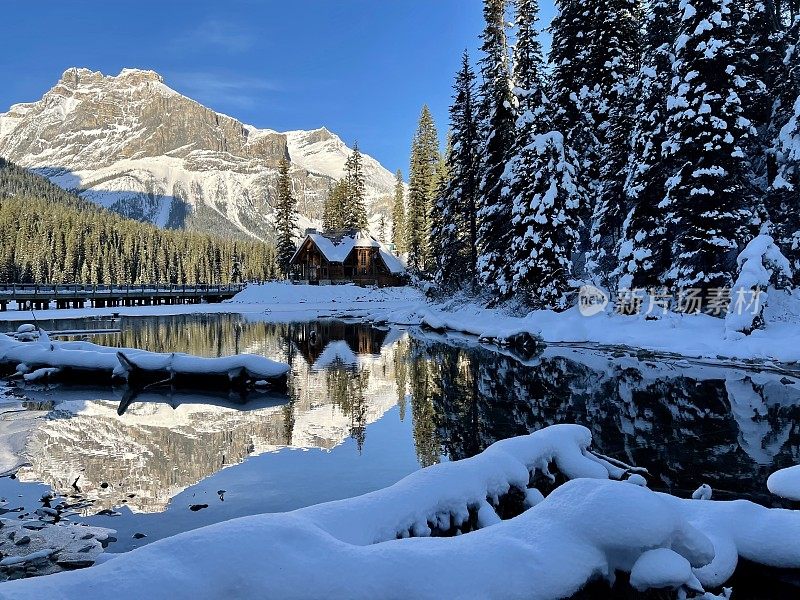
xmin=0 ymin=67 xmax=396 ymax=241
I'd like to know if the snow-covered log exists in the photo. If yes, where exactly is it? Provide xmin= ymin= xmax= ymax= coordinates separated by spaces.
xmin=5 ymin=424 xmax=800 ymax=598
xmin=0 ymin=331 xmax=289 ymax=392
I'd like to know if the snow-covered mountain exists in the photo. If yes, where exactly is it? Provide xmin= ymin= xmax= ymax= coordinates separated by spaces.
xmin=0 ymin=68 xmax=397 ymax=240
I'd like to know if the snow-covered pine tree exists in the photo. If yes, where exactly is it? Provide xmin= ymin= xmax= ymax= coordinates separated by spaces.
xmin=343 ymin=143 xmax=368 ymax=231
xmin=733 ymin=1 xmax=783 ymax=190
xmin=406 ymin=106 xmax=440 ymax=273
xmin=431 ymin=52 xmax=481 ymax=291
xmin=510 ymin=130 xmax=581 ymax=309
xmin=476 ymin=0 xmax=516 ymax=300
xmin=590 ymin=0 xmax=644 ymax=283
xmin=617 ymin=0 xmax=682 ymax=290
xmin=507 ymin=0 xmax=582 ymax=309
xmin=768 ymin=18 xmax=800 ymax=283
xmin=511 ymin=0 xmax=546 ymax=122
xmin=391 ymin=169 xmax=406 ymax=253
xmin=768 ymin=16 xmax=800 ymax=280
xmin=662 ymin=0 xmax=757 ymax=304
xmin=769 ymin=14 xmax=800 ymax=167
xmin=274 ymin=158 xmax=298 ymax=276
xmin=549 ymin=0 xmax=600 ymax=149
xmin=549 ymin=0 xmax=642 ymax=282
xmin=726 ymin=233 xmax=792 ymax=335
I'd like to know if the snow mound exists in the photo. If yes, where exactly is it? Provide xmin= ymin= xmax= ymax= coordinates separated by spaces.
xmin=726 ymin=234 xmax=792 ymax=336
xmin=630 ymin=548 xmax=703 ymax=592
xmin=767 ymin=465 xmax=800 ymax=501
xmin=229 ymin=282 xmax=423 ymax=307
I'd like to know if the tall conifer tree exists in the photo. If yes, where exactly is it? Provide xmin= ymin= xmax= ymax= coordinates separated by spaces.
xmin=550 ymin=0 xmax=642 ymax=281
xmin=590 ymin=0 xmax=644 ymax=282
xmin=508 ymin=0 xmax=582 ymax=308
xmin=407 ymin=106 xmax=440 ymax=273
xmin=322 ymin=180 xmax=348 ymax=232
xmin=617 ymin=0 xmax=681 ymax=290
xmin=769 ymin=17 xmax=800 ymax=279
xmin=343 ymin=143 xmax=368 ymax=231
xmin=476 ymin=0 xmax=516 ymax=298
xmin=549 ymin=0 xmax=604 ymax=259
xmin=662 ymin=0 xmax=756 ymax=300
xmin=275 ymin=158 xmax=298 ymax=276
xmin=391 ymin=169 xmax=407 ymax=253
xmin=431 ymin=52 xmax=481 ymax=290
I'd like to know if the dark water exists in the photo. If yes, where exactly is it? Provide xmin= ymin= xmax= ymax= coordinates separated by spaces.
xmin=1 ymin=313 xmax=799 ymax=572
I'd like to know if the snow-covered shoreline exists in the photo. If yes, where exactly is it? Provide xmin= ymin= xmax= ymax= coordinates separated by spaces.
xmin=2 ymin=282 xmax=800 ymax=365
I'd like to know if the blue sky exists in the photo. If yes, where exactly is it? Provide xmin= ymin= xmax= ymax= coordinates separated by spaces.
xmin=0 ymin=0 xmax=556 ymax=174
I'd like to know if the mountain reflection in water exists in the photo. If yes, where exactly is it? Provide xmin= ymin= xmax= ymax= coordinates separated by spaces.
xmin=3 ymin=313 xmax=800 ymax=551
xmin=14 ymin=316 xmax=403 ymax=514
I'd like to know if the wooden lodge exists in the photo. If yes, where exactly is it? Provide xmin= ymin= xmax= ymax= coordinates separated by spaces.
xmin=289 ymin=230 xmax=406 ymax=287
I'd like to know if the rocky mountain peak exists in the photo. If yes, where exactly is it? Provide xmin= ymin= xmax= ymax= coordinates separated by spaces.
xmin=58 ymin=67 xmax=165 ymax=89
xmin=304 ymin=127 xmax=336 ymax=144
xmin=117 ymin=68 xmax=165 ymax=84
xmin=0 ymin=67 xmax=396 ymax=241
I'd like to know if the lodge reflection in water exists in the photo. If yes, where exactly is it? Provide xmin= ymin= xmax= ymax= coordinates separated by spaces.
xmin=11 ymin=314 xmax=800 ymax=518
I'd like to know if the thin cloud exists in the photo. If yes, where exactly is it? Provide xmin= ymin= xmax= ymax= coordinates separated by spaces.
xmin=173 ymin=19 xmax=257 ymax=54
xmin=167 ymin=71 xmax=283 ymax=110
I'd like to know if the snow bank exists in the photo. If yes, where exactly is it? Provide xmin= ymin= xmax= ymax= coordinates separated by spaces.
xmin=376 ymin=290 xmax=800 ymax=364
xmin=229 ymin=282 xmax=421 ymax=307
xmin=629 ymin=548 xmax=703 ymax=592
xmin=5 ymin=424 xmax=800 ymax=598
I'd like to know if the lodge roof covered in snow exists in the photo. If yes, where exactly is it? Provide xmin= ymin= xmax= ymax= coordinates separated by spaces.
xmin=290 ymin=230 xmax=405 ymax=275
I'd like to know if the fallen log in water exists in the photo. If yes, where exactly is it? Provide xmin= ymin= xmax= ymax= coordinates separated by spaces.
xmin=0 ymin=328 xmax=290 ymax=394
xmin=114 ymin=383 xmax=290 ymax=415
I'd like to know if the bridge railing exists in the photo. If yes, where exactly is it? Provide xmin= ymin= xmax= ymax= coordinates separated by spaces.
xmin=0 ymin=283 xmax=248 ymax=298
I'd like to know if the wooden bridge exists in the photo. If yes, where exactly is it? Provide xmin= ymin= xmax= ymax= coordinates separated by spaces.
xmin=0 ymin=283 xmax=247 ymax=311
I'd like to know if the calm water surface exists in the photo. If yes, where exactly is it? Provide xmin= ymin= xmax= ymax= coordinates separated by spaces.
xmin=1 ymin=313 xmax=799 ymax=559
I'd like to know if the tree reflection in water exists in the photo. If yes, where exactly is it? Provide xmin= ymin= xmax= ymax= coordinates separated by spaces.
xmin=403 ymin=334 xmax=800 ymax=506
xmin=11 ymin=314 xmax=800 ymax=519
